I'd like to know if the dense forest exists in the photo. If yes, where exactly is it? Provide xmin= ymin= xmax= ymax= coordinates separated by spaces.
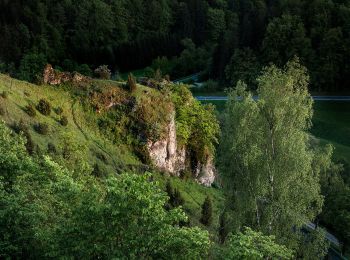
xmin=1 ymin=0 xmax=350 ymax=92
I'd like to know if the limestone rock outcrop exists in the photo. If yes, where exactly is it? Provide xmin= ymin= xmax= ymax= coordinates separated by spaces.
xmin=43 ymin=64 xmax=89 ymax=85
xmin=147 ymin=112 xmax=216 ymax=186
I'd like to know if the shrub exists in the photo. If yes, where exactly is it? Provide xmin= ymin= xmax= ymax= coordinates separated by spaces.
xmin=12 ymin=119 xmax=28 ymax=134
xmin=200 ymin=196 xmax=213 ymax=226
xmin=25 ymin=104 xmax=36 ymax=117
xmin=127 ymin=73 xmax=137 ymax=92
xmin=0 ymin=106 xmax=5 ymax=116
xmin=18 ymin=52 xmax=47 ymax=83
xmin=218 ymin=211 xmax=229 ymax=244
xmin=94 ymin=65 xmax=111 ymax=79
xmin=171 ymin=188 xmax=185 ymax=208
xmin=1 ymin=91 xmax=8 ymax=99
xmin=96 ymin=152 xmax=108 ymax=163
xmin=24 ymin=131 xmax=35 ymax=155
xmin=77 ymin=64 xmax=93 ymax=77
xmin=47 ymin=143 xmax=57 ymax=154
xmin=55 ymin=107 xmax=63 ymax=115
xmin=36 ymin=99 xmax=51 ymax=116
xmin=60 ymin=115 xmax=68 ymax=126
xmin=34 ymin=122 xmax=49 ymax=135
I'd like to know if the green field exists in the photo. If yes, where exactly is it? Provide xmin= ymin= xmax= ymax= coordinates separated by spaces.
xmin=201 ymin=99 xmax=350 ymax=164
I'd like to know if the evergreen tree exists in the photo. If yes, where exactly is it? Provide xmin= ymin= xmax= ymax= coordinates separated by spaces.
xmin=200 ymin=196 xmax=213 ymax=226
xmin=171 ymin=188 xmax=185 ymax=208
xmin=218 ymin=211 xmax=229 ymax=244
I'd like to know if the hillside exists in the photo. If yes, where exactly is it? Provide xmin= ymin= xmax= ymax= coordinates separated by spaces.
xmin=0 ymin=72 xmax=224 ymax=238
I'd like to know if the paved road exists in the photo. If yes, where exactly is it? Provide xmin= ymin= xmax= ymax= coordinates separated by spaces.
xmin=305 ymin=223 xmax=340 ymax=248
xmin=196 ymin=96 xmax=350 ymax=101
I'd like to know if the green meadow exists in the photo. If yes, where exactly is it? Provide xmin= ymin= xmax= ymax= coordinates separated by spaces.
xmin=201 ymin=99 xmax=350 ymax=165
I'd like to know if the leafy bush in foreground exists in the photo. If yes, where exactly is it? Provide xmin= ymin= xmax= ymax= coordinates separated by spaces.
xmin=0 ymin=121 xmax=211 ymax=258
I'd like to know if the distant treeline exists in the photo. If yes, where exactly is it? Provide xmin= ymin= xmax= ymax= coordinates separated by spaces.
xmin=0 ymin=0 xmax=350 ymax=92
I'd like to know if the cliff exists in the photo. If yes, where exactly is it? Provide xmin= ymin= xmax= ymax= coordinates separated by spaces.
xmin=147 ymin=111 xmax=216 ymax=186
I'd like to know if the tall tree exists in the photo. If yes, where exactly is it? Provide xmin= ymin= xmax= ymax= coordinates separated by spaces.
xmin=219 ymin=59 xmax=331 ymax=253
xmin=262 ymin=15 xmax=312 ymax=66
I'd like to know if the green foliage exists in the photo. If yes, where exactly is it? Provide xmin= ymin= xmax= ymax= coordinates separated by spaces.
xmin=222 ymin=228 xmax=294 ymax=259
xmin=1 ymin=0 xmax=350 ymax=91
xmin=170 ymin=84 xmax=220 ymax=163
xmin=225 ymin=48 xmax=260 ymax=89
xmin=298 ymin=228 xmax=330 ymax=259
xmin=220 ymin=59 xmax=330 ymax=250
xmin=134 ymin=92 xmax=173 ymax=142
xmin=218 ymin=211 xmax=229 ymax=244
xmin=200 ymin=196 xmax=213 ymax=226
xmin=36 ymin=99 xmax=51 ymax=116
xmin=25 ymin=104 xmax=36 ymax=117
xmin=47 ymin=142 xmax=57 ymax=154
xmin=262 ymin=15 xmax=312 ymax=66
xmin=60 ymin=115 xmax=68 ymax=126
xmin=34 ymin=122 xmax=49 ymax=135
xmin=166 ymin=180 xmax=185 ymax=208
xmin=0 ymin=121 xmax=211 ymax=258
xmin=76 ymin=64 xmax=92 ymax=77
xmin=17 ymin=52 xmax=47 ymax=83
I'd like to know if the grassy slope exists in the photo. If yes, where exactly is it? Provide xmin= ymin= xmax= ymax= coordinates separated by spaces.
xmin=0 ymin=74 xmax=225 ymax=238
xmin=0 ymin=74 xmax=139 ymax=171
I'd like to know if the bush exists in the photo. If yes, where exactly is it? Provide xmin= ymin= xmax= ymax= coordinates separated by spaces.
xmin=24 ymin=131 xmax=35 ymax=155
xmin=47 ymin=143 xmax=57 ymax=154
xmin=171 ymin=188 xmax=185 ymax=208
xmin=36 ymin=99 xmax=51 ymax=116
xmin=1 ymin=91 xmax=8 ymax=99
xmin=94 ymin=65 xmax=111 ymax=79
xmin=127 ymin=73 xmax=137 ymax=92
xmin=77 ymin=64 xmax=92 ymax=77
xmin=60 ymin=115 xmax=68 ymax=126
xmin=25 ymin=104 xmax=36 ymax=117
xmin=200 ymin=196 xmax=213 ymax=226
xmin=218 ymin=211 xmax=229 ymax=244
xmin=12 ymin=119 xmax=28 ymax=134
xmin=55 ymin=107 xmax=63 ymax=115
xmin=34 ymin=122 xmax=49 ymax=135
xmin=18 ymin=52 xmax=47 ymax=83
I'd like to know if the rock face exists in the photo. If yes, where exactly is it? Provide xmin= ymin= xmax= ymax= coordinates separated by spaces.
xmin=194 ymin=157 xmax=216 ymax=186
xmin=43 ymin=64 xmax=89 ymax=85
xmin=147 ymin=113 xmax=216 ymax=186
xmin=147 ymin=113 xmax=186 ymax=174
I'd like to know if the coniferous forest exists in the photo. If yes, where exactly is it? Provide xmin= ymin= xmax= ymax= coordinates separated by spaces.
xmin=1 ymin=0 xmax=350 ymax=92
xmin=1 ymin=0 xmax=350 ymax=259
